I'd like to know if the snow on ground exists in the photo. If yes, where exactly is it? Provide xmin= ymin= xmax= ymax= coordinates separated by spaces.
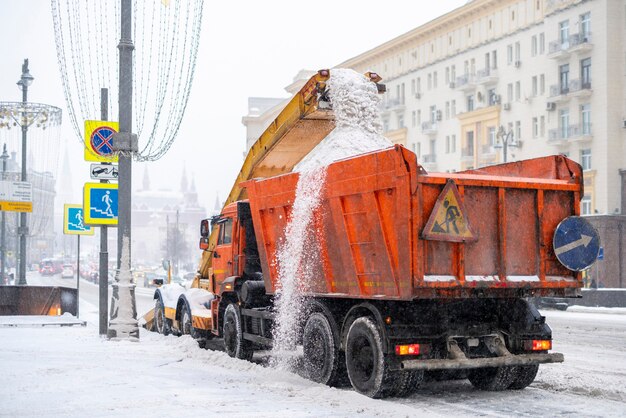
xmin=0 ymin=299 xmax=439 ymax=418
xmin=1 ymin=294 xmax=625 ymax=417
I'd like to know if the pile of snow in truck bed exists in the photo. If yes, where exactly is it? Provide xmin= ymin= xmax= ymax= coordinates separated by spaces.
xmin=271 ymin=69 xmax=391 ymax=369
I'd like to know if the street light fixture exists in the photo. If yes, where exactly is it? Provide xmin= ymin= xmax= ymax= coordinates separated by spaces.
xmin=16 ymin=60 xmax=34 ymax=286
xmin=494 ymin=125 xmax=519 ymax=163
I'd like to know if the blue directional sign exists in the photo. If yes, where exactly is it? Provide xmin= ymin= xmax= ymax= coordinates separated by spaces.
xmin=553 ymin=216 xmax=600 ymax=271
xmin=63 ymin=204 xmax=94 ymax=235
xmin=83 ymin=183 xmax=118 ymax=226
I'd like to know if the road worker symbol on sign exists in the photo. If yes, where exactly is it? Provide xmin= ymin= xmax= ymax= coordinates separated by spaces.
xmin=422 ymin=180 xmax=476 ymax=242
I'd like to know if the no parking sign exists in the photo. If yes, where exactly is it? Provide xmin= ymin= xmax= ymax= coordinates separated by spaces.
xmin=84 ymin=120 xmax=119 ymax=162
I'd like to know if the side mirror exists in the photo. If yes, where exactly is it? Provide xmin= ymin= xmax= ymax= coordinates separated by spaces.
xmin=153 ymin=278 xmax=164 ymax=286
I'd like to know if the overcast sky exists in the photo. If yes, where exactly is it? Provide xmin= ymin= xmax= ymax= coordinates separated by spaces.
xmin=0 ymin=0 xmax=466 ymax=213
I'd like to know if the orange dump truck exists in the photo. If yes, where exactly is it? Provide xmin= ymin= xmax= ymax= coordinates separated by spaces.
xmin=149 ymin=70 xmax=594 ymax=398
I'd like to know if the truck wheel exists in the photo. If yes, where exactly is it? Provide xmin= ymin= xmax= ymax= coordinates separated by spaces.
xmin=393 ymin=370 xmax=425 ymax=397
xmin=468 ymin=366 xmax=517 ymax=391
xmin=223 ymin=304 xmax=253 ymax=361
xmin=508 ymin=365 xmax=539 ymax=390
xmin=345 ymin=317 xmax=398 ymax=398
xmin=154 ymin=299 xmax=171 ymax=336
xmin=303 ymin=312 xmax=346 ymax=386
xmin=181 ymin=304 xmax=193 ymax=337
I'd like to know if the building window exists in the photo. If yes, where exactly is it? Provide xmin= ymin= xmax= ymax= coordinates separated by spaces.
xmin=580 ymin=12 xmax=591 ymax=39
xmin=416 ymin=142 xmax=421 ymax=158
xmin=433 ymin=71 xmax=438 ymax=88
xmin=581 ymin=148 xmax=591 ymax=170
xmin=411 ymin=79 xmax=416 ymax=95
xmin=540 ymin=74 xmax=545 ymax=94
xmin=581 ymin=104 xmax=591 ymax=135
xmin=514 ymin=42 xmax=520 ymax=62
xmin=446 ymin=135 xmax=450 ymax=153
xmin=533 ymin=117 xmax=539 ymax=138
xmin=559 ymin=20 xmax=569 ymax=46
xmin=492 ymin=50 xmax=497 ymax=69
xmin=539 ymin=33 xmax=545 ymax=54
xmin=507 ymin=83 xmax=513 ymax=103
xmin=451 ymin=134 xmax=456 ymax=153
xmin=507 ymin=44 xmax=513 ymax=64
xmin=417 ymin=110 xmax=421 ymax=125
xmin=488 ymin=127 xmax=496 ymax=146
xmin=445 ymin=101 xmax=450 ymax=119
xmin=531 ymin=35 xmax=537 ymax=56
xmin=412 ymin=111 xmax=417 ymax=127
xmin=445 ymin=67 xmax=450 ymax=84
xmin=515 ymin=121 xmax=521 ymax=141
xmin=417 ymin=77 xmax=421 ymax=93
xmin=581 ymin=194 xmax=592 ymax=215
xmin=466 ymin=131 xmax=475 ymax=156
xmin=581 ymin=58 xmax=591 ymax=88
xmin=532 ymin=76 xmax=538 ymax=96
xmin=398 ymin=114 xmax=404 ymax=129
xmin=540 ymin=116 xmax=545 ymax=136
xmin=428 ymin=73 xmax=432 ymax=90
xmin=488 ymin=88 xmax=497 ymax=105
xmin=467 ymin=95 xmax=474 ymax=112
xmin=451 ymin=65 xmax=456 ymax=81
xmin=383 ymin=119 xmax=389 ymax=132
xmin=430 ymin=106 xmax=437 ymax=123
xmin=559 ymin=64 xmax=569 ymax=94
xmin=515 ymin=81 xmax=521 ymax=101
xmin=451 ymin=100 xmax=456 ymax=117
xmin=560 ymin=108 xmax=570 ymax=138
xmin=470 ymin=58 xmax=475 ymax=75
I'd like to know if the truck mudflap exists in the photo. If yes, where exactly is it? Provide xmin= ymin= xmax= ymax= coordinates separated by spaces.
xmin=399 ymin=337 xmax=564 ymax=371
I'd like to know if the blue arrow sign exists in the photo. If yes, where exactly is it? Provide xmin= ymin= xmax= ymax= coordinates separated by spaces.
xmin=553 ymin=216 xmax=600 ymax=271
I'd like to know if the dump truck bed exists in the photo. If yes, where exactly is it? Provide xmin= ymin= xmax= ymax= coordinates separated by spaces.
xmin=245 ymin=145 xmax=583 ymax=300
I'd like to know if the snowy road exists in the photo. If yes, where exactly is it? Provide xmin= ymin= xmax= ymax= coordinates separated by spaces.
xmin=3 ymin=277 xmax=625 ymax=416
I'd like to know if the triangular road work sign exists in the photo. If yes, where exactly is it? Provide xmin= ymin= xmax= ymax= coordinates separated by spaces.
xmin=422 ymin=180 xmax=477 ymax=242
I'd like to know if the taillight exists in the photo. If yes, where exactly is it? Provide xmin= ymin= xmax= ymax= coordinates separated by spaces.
xmin=524 ymin=339 xmax=552 ymax=351
xmin=395 ymin=344 xmax=420 ymax=356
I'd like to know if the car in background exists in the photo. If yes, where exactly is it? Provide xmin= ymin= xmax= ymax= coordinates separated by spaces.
xmin=61 ymin=264 xmax=74 ymax=279
xmin=39 ymin=259 xmax=55 ymax=276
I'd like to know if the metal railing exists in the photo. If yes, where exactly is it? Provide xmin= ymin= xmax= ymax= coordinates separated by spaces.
xmin=422 ymin=154 xmax=437 ymax=163
xmin=548 ymin=32 xmax=592 ymax=54
xmin=461 ymin=146 xmax=475 ymax=157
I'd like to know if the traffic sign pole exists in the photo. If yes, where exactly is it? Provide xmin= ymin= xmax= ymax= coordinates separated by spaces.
xmin=99 ymin=87 xmax=109 ymax=337
xmin=76 ymin=235 xmax=80 ymax=318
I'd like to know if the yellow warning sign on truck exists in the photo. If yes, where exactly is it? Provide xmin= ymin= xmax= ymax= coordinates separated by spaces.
xmin=422 ymin=180 xmax=476 ymax=242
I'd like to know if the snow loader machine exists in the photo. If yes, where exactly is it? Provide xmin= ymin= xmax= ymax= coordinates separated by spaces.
xmin=148 ymin=69 xmax=594 ymax=398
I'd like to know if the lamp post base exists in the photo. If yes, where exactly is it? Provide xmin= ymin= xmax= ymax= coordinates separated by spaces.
xmin=107 ymin=277 xmax=139 ymax=341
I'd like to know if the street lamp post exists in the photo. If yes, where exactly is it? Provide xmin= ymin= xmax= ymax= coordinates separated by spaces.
xmin=16 ymin=60 xmax=34 ymax=286
xmin=1 ymin=144 xmax=8 ymax=284
xmin=495 ymin=125 xmax=518 ymax=163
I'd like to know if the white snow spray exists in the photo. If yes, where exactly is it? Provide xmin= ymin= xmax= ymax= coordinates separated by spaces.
xmin=270 ymin=69 xmax=392 ymax=370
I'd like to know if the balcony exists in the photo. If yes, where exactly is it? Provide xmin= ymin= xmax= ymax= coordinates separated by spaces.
xmin=548 ymin=124 xmax=590 ymax=145
xmin=461 ymin=146 xmax=475 ymax=162
xmin=549 ymin=84 xmax=571 ymax=103
xmin=476 ymin=68 xmax=499 ymax=86
xmin=380 ymin=98 xmax=406 ymax=115
xmin=548 ymin=33 xmax=593 ymax=60
xmin=421 ymin=154 xmax=437 ymax=171
xmin=568 ymin=78 xmax=592 ymax=98
xmin=455 ymin=74 xmax=477 ymax=92
xmin=481 ymin=144 xmax=497 ymax=159
xmin=421 ymin=121 xmax=438 ymax=135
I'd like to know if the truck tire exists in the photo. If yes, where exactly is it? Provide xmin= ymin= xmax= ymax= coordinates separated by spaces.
xmin=154 ymin=299 xmax=171 ymax=336
xmin=468 ymin=366 xmax=517 ymax=391
xmin=345 ymin=317 xmax=398 ymax=398
xmin=181 ymin=304 xmax=193 ymax=337
xmin=393 ymin=370 xmax=424 ymax=397
xmin=303 ymin=312 xmax=346 ymax=387
xmin=223 ymin=304 xmax=253 ymax=361
xmin=508 ymin=365 xmax=539 ymax=390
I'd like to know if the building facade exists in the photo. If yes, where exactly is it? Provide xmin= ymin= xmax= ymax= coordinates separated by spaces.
xmin=339 ymin=0 xmax=625 ymax=218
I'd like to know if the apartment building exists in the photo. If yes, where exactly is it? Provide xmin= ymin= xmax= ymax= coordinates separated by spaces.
xmin=339 ymin=0 xmax=625 ymax=220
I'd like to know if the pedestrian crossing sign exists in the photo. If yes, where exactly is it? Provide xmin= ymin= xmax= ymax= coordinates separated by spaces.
xmin=83 ymin=183 xmax=118 ymax=226
xmin=422 ymin=180 xmax=476 ymax=242
xmin=63 ymin=204 xmax=95 ymax=235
